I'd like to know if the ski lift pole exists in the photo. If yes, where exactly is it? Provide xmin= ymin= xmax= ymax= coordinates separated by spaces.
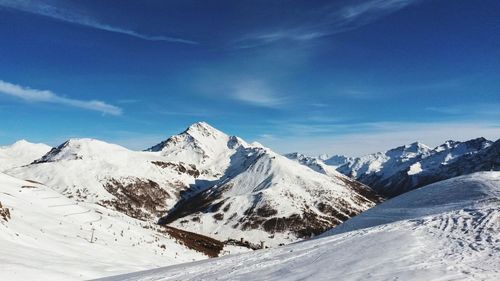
xmin=90 ymin=228 xmax=95 ymax=243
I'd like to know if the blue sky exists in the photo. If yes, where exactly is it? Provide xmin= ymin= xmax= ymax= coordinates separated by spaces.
xmin=0 ymin=0 xmax=499 ymax=156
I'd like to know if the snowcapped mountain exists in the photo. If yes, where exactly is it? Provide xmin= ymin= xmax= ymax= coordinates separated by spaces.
xmin=5 ymin=122 xmax=379 ymax=249
xmin=284 ymin=152 xmax=340 ymax=176
xmin=0 ymin=172 xmax=210 ymax=281
xmin=318 ymin=154 xmax=352 ymax=168
xmin=336 ymin=137 xmax=497 ymax=197
xmin=0 ymin=140 xmax=51 ymax=171
xmin=288 ymin=153 xmax=351 ymax=170
xmin=146 ymin=122 xmax=249 ymax=178
xmin=99 ymin=172 xmax=500 ymax=281
xmin=162 ymin=146 xmax=379 ymax=247
xmin=337 ymin=141 xmax=432 ymax=179
xmin=7 ymin=138 xmax=202 ymax=221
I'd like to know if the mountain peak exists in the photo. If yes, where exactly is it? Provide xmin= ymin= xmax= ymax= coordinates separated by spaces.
xmin=12 ymin=139 xmax=30 ymax=146
xmin=407 ymin=141 xmax=429 ymax=150
xmin=147 ymin=123 xmax=248 ymax=173
xmin=187 ymin=121 xmax=212 ymax=129
xmin=323 ymin=154 xmax=351 ymax=167
xmin=388 ymin=141 xmax=430 ymax=155
xmin=0 ymin=140 xmax=52 ymax=171
xmin=464 ymin=137 xmax=492 ymax=148
xmin=2 ymin=139 xmax=49 ymax=149
xmin=34 ymin=138 xmax=128 ymax=163
xmin=184 ymin=121 xmax=221 ymax=135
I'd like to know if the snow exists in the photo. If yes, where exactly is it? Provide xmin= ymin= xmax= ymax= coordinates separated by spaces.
xmin=146 ymin=122 xmax=249 ymax=177
xmin=321 ymin=154 xmax=351 ymax=168
xmin=0 ymin=140 xmax=51 ymax=171
xmin=285 ymin=152 xmax=342 ymax=176
xmin=336 ymin=137 xmax=495 ymax=197
xmin=337 ymin=141 xmax=432 ymax=179
xmin=168 ymin=146 xmax=376 ymax=247
xmin=407 ymin=162 xmax=422 ymax=175
xmin=0 ymin=173 xmax=206 ymax=281
xmin=0 ymin=123 xmax=377 ymax=259
xmin=98 ymin=172 xmax=500 ymax=281
xmin=7 ymin=138 xmax=198 ymax=209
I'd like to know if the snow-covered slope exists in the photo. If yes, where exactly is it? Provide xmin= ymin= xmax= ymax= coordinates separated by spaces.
xmin=319 ymin=154 xmax=352 ymax=168
xmin=98 ymin=172 xmax=500 ymax=281
xmin=162 ymin=146 xmax=379 ymax=247
xmin=285 ymin=152 xmax=343 ymax=177
xmin=0 ymin=172 xmax=207 ymax=281
xmin=0 ymin=140 xmax=51 ymax=171
xmin=336 ymin=137 xmax=496 ymax=197
xmin=7 ymin=138 xmax=201 ymax=220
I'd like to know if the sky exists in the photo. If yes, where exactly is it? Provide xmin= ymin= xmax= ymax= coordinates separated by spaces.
xmin=0 ymin=0 xmax=499 ymax=156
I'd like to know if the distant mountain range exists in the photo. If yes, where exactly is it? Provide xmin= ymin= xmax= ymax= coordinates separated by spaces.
xmin=334 ymin=137 xmax=498 ymax=197
xmin=287 ymin=137 xmax=499 ymax=198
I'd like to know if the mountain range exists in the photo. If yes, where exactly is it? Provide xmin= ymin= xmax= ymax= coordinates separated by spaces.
xmin=0 ymin=122 xmax=498 ymax=280
xmin=287 ymin=137 xmax=498 ymax=198
xmin=334 ymin=137 xmax=498 ymax=197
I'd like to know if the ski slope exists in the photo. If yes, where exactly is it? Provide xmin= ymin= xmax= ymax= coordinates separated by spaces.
xmin=0 ymin=172 xmax=207 ymax=281
xmin=98 ymin=172 xmax=500 ymax=281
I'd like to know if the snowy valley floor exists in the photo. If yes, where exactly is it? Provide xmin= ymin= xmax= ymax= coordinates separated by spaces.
xmin=98 ymin=172 xmax=500 ymax=281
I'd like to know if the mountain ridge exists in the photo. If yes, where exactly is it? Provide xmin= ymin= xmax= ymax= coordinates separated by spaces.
xmin=4 ymin=122 xmax=379 ymax=248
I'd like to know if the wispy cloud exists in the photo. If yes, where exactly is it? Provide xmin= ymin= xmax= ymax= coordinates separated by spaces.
xmin=426 ymin=103 xmax=500 ymax=118
xmin=193 ymin=70 xmax=290 ymax=108
xmin=237 ymin=0 xmax=420 ymax=47
xmin=0 ymin=0 xmax=197 ymax=44
xmin=0 ymin=79 xmax=122 ymax=115
xmin=230 ymin=79 xmax=287 ymax=108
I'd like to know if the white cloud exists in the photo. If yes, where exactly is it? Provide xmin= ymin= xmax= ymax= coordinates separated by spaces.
xmin=193 ymin=70 xmax=290 ymax=108
xmin=0 ymin=0 xmax=196 ymax=44
xmin=426 ymin=103 xmax=500 ymax=118
xmin=237 ymin=0 xmax=420 ymax=47
xmin=257 ymin=121 xmax=500 ymax=157
xmin=0 ymin=79 xmax=122 ymax=115
xmin=231 ymin=79 xmax=287 ymax=108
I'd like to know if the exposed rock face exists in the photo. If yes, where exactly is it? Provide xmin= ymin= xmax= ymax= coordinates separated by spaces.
xmin=100 ymin=178 xmax=171 ymax=220
xmin=0 ymin=201 xmax=10 ymax=221
xmin=159 ymin=226 xmax=224 ymax=258
xmin=151 ymin=161 xmax=200 ymax=178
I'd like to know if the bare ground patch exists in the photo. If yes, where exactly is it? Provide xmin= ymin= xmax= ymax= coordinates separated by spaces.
xmin=159 ymin=225 xmax=224 ymax=258
xmin=99 ymin=178 xmax=171 ymax=221
xmin=0 ymin=201 xmax=10 ymax=221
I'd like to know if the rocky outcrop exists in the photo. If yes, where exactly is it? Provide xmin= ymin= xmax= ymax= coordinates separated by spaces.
xmin=100 ymin=178 xmax=171 ymax=220
xmin=0 ymin=201 xmax=10 ymax=221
